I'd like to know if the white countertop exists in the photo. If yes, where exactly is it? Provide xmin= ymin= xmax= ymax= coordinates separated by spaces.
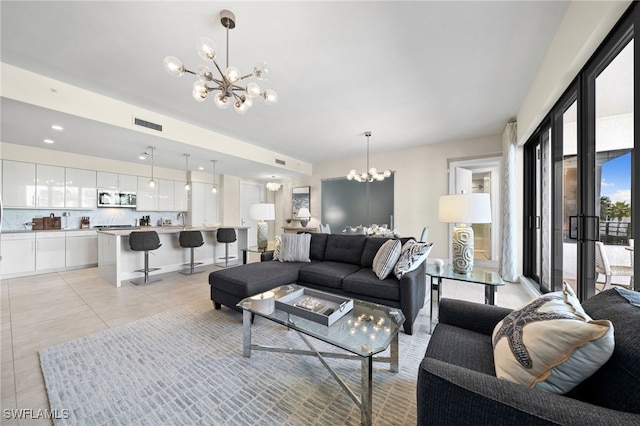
xmin=2 ymin=225 xmax=250 ymax=235
xmin=97 ymin=225 xmax=249 ymax=236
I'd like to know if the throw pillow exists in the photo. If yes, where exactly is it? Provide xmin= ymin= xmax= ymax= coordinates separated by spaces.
xmin=393 ymin=239 xmax=433 ymax=279
xmin=279 ymin=233 xmax=311 ymax=263
xmin=372 ymin=239 xmax=402 ymax=280
xmin=492 ymin=284 xmax=614 ymax=394
xmin=272 ymin=235 xmax=283 ymax=261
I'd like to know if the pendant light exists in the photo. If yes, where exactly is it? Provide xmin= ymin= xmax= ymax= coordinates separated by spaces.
xmin=183 ymin=154 xmax=191 ymax=191
xmin=148 ymin=146 xmax=157 ymax=188
xmin=346 ymin=131 xmax=391 ymax=182
xmin=211 ymin=160 xmax=218 ymax=193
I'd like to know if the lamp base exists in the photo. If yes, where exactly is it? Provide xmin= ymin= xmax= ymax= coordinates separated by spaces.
xmin=257 ymin=220 xmax=268 ymax=250
xmin=452 ymin=224 xmax=474 ymax=275
xmin=299 ymin=219 xmax=309 ymax=227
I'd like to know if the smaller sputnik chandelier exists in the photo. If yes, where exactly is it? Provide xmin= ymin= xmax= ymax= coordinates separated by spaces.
xmin=347 ymin=131 xmax=392 ymax=182
xmin=163 ymin=9 xmax=277 ymax=114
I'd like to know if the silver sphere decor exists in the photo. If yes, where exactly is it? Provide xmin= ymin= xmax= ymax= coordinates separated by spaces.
xmin=452 ymin=224 xmax=474 ymax=275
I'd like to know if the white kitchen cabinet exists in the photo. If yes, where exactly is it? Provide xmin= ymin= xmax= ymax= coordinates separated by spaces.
xmin=1 ymin=233 xmax=35 ymax=275
xmin=174 ymin=180 xmax=188 ymax=212
xmin=158 ymin=179 xmax=174 ymax=211
xmin=118 ymin=174 xmax=138 ymax=192
xmin=66 ymin=230 xmax=98 ymax=267
xmin=96 ymin=171 xmax=119 ymax=189
xmin=189 ymin=182 xmax=218 ymax=226
xmin=36 ymin=231 xmax=66 ymax=270
xmin=136 ymin=176 xmax=158 ymax=211
xmin=36 ymin=164 xmax=65 ymax=208
xmin=2 ymin=160 xmax=36 ymax=207
xmin=204 ymin=183 xmax=218 ymax=223
xmin=65 ymin=168 xmax=97 ymax=209
xmin=97 ymin=172 xmax=137 ymax=192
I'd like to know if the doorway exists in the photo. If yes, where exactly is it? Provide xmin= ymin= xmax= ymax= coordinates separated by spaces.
xmin=448 ymin=156 xmax=502 ymax=268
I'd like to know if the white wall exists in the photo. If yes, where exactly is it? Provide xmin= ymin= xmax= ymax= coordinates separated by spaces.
xmin=280 ymin=135 xmax=502 ymax=261
xmin=517 ymin=0 xmax=631 ymax=145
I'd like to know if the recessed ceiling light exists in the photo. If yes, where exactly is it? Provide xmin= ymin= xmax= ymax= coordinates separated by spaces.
xmin=139 ymin=155 xmax=146 ymax=160
xmin=198 ymin=166 xmax=204 ymax=170
xmin=43 ymin=139 xmax=54 ymax=144
xmin=51 ymin=124 xmax=64 ymax=131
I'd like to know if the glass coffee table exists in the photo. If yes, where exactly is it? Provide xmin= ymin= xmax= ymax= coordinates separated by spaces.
xmin=237 ymin=284 xmax=405 ymax=426
xmin=426 ymin=265 xmax=505 ymax=333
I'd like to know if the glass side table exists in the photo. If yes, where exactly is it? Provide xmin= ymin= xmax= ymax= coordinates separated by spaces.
xmin=426 ymin=264 xmax=505 ymax=333
xmin=241 ymin=246 xmax=267 ymax=264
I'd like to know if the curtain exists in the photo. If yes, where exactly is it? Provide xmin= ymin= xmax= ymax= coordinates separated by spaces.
xmin=500 ymin=122 xmax=518 ymax=282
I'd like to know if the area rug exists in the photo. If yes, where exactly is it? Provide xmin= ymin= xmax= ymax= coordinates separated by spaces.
xmin=40 ymin=300 xmax=431 ymax=425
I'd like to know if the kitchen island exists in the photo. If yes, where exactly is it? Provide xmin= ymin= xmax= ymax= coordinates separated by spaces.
xmin=98 ymin=226 xmax=249 ymax=287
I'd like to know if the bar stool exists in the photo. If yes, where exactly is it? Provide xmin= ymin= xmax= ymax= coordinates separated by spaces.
xmin=129 ymin=231 xmax=162 ymax=285
xmin=179 ymin=230 xmax=204 ymax=275
xmin=216 ymin=228 xmax=237 ymax=267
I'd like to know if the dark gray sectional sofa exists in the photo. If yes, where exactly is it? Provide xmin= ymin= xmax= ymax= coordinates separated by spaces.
xmin=417 ymin=289 xmax=640 ymax=425
xmin=208 ymin=233 xmax=427 ymax=334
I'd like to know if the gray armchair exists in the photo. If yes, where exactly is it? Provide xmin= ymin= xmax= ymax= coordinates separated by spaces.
xmin=417 ymin=289 xmax=640 ymax=425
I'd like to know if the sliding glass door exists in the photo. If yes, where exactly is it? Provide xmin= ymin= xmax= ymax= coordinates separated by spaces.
xmin=524 ymin=6 xmax=637 ymax=298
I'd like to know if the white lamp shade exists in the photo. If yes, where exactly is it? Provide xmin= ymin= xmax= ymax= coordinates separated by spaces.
xmin=249 ymin=203 xmax=275 ymax=221
xmin=438 ymin=193 xmax=491 ymax=224
xmin=296 ymin=207 xmax=311 ymax=219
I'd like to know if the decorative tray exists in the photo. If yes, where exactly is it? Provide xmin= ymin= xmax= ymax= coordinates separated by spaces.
xmin=275 ymin=287 xmax=353 ymax=326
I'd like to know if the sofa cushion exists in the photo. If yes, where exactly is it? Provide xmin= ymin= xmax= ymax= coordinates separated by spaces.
xmin=342 ymin=268 xmax=401 ymax=301
xmin=372 ymin=239 xmax=402 ymax=280
xmin=324 ymin=234 xmax=367 ymax=265
xmin=209 ymin=261 xmax=309 ymax=298
xmin=492 ymin=284 xmax=614 ymax=394
xmin=280 ymin=233 xmax=311 ymax=262
xmin=394 ymin=240 xmax=433 ymax=279
xmin=360 ymin=237 xmax=390 ymax=267
xmin=309 ymin=233 xmax=328 ymax=261
xmin=298 ymin=261 xmax=362 ymax=289
xmin=570 ymin=288 xmax=640 ymax=413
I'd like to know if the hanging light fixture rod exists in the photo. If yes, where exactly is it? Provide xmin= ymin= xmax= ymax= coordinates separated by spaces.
xmin=163 ymin=9 xmax=277 ymax=114
xmin=184 ymin=154 xmax=191 ymax=191
xmin=148 ymin=146 xmax=157 ymax=188
xmin=211 ymin=160 xmax=218 ymax=193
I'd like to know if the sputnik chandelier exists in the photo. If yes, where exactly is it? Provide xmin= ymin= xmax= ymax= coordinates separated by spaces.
xmin=347 ymin=131 xmax=392 ymax=182
xmin=266 ymin=176 xmax=281 ymax=191
xmin=163 ymin=9 xmax=277 ymax=114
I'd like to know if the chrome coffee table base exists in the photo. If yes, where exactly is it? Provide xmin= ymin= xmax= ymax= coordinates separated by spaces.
xmin=242 ymin=310 xmax=399 ymax=426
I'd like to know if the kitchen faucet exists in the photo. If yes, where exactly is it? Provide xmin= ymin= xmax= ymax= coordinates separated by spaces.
xmin=177 ymin=212 xmax=186 ymax=228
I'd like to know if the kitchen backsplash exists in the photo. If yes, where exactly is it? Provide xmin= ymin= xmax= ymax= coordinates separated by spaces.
xmin=2 ymin=208 xmax=185 ymax=231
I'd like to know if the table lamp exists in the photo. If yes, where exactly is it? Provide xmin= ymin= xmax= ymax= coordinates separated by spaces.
xmin=438 ymin=193 xmax=491 ymax=275
xmin=296 ymin=207 xmax=311 ymax=227
xmin=249 ymin=203 xmax=275 ymax=250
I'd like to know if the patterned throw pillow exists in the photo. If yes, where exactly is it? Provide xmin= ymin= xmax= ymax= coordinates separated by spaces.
xmin=492 ymin=284 xmax=614 ymax=394
xmin=272 ymin=235 xmax=283 ymax=261
xmin=393 ymin=239 xmax=433 ymax=279
xmin=372 ymin=240 xmax=402 ymax=280
xmin=279 ymin=233 xmax=311 ymax=262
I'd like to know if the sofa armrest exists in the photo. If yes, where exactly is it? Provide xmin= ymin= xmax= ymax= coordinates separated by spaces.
xmin=439 ymin=298 xmax=512 ymax=336
xmin=260 ymin=251 xmax=274 ymax=262
xmin=398 ymin=261 xmax=427 ymax=334
xmin=417 ymin=357 xmax=640 ymax=426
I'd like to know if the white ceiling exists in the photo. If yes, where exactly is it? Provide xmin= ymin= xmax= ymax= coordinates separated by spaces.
xmin=0 ymin=1 xmax=570 ymax=179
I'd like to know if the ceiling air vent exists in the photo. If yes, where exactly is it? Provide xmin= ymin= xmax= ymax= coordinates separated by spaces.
xmin=275 ymin=158 xmax=286 ymax=165
xmin=134 ymin=117 xmax=163 ymax=132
